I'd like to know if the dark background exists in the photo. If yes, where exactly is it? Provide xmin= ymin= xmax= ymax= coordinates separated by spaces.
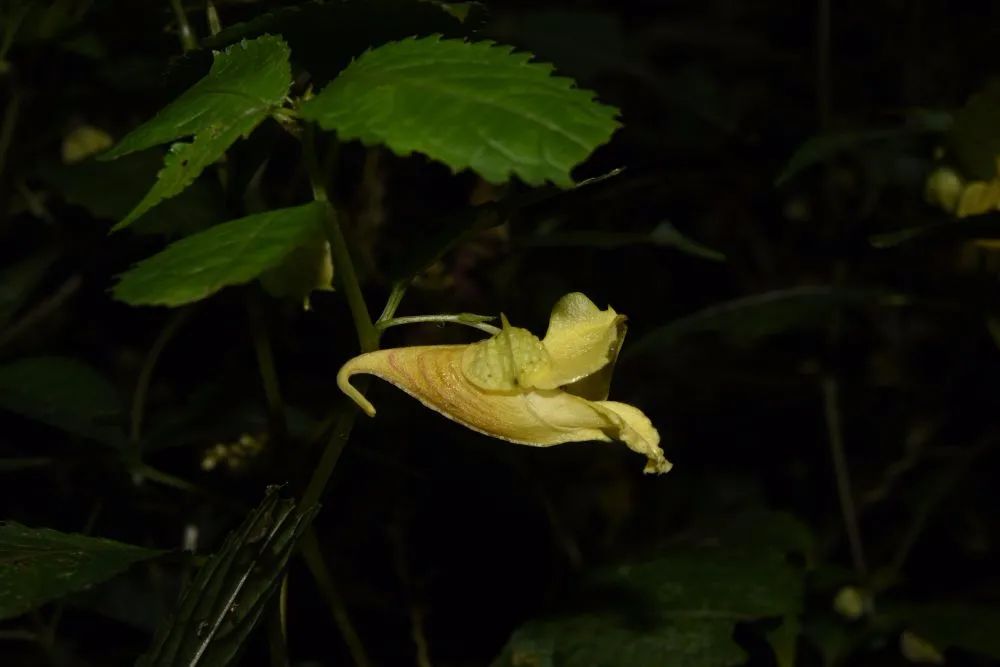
xmin=2 ymin=1 xmax=1000 ymax=665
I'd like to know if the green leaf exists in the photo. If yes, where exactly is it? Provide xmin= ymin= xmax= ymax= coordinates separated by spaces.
xmin=101 ymin=36 xmax=292 ymax=229
xmin=113 ymin=202 xmax=327 ymax=307
xmin=301 ymin=36 xmax=620 ymax=187
xmin=0 ymin=357 xmax=124 ymax=447
xmin=493 ymin=546 xmax=803 ymax=667
xmin=887 ymin=603 xmax=1000 ymax=660
xmin=137 ymin=487 xmax=317 ymax=667
xmin=0 ymin=522 xmax=163 ymax=621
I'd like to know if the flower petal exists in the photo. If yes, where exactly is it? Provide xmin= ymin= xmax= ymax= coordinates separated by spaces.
xmin=537 ymin=292 xmax=626 ymax=388
xmin=337 ymin=346 xmax=671 ymax=473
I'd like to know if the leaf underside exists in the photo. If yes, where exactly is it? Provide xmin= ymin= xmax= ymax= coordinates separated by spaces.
xmin=301 ymin=36 xmax=620 ymax=187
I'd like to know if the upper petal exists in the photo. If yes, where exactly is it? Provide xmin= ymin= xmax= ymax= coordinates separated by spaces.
xmin=537 ymin=292 xmax=626 ymax=389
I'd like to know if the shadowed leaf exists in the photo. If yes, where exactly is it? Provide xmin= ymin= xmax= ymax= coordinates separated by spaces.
xmin=0 ymin=357 xmax=124 ymax=447
xmin=0 ymin=523 xmax=163 ymax=621
xmin=625 ymin=286 xmax=912 ymax=359
xmin=493 ymin=543 xmax=803 ymax=667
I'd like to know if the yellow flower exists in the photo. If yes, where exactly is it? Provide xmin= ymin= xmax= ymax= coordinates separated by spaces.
xmin=337 ymin=293 xmax=671 ymax=474
xmin=925 ymin=157 xmax=1000 ymax=218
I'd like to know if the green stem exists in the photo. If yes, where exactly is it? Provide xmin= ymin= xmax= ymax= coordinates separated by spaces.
xmin=299 ymin=393 xmax=364 ymax=510
xmin=206 ymin=1 xmax=221 ymax=36
xmin=0 ymin=89 xmax=18 ymax=188
xmin=266 ymin=593 xmax=290 ymax=667
xmin=130 ymin=306 xmax=194 ymax=456
xmin=378 ymin=281 xmax=409 ymax=322
xmin=377 ymin=313 xmax=498 ymax=335
xmin=169 ymin=0 xmax=197 ymax=52
xmin=300 ymin=530 xmax=372 ymax=667
xmin=822 ymin=376 xmax=867 ymax=577
xmin=246 ymin=291 xmax=288 ymax=443
xmin=302 ymin=124 xmax=377 ymax=353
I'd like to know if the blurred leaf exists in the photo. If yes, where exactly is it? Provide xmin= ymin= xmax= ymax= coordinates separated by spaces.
xmin=136 ymin=487 xmax=317 ymax=667
xmin=0 ymin=522 xmax=163 ymax=621
xmin=300 ymin=36 xmax=620 ymax=188
xmin=0 ymin=250 xmax=58 ymax=329
xmin=521 ymin=222 xmax=724 ymax=261
xmin=493 ymin=545 xmax=803 ymax=667
xmin=39 ymin=151 xmax=226 ymax=237
xmin=0 ymin=457 xmax=53 ymax=472
xmin=870 ymin=216 xmax=1000 ymax=248
xmin=102 ymin=36 xmax=292 ymax=229
xmin=0 ymin=357 xmax=124 ymax=446
xmin=113 ymin=202 xmax=327 ymax=307
xmin=491 ymin=10 xmax=627 ymax=80
xmin=949 ymin=80 xmax=1000 ymax=180
xmin=626 ymin=286 xmax=911 ymax=359
xmin=389 ymin=167 xmax=626 ymax=281
xmin=899 ymin=630 xmax=945 ymax=664
xmin=776 ymin=111 xmax=950 ymax=186
xmin=886 ymin=603 xmax=1000 ymax=660
xmin=767 ymin=615 xmax=800 ymax=667
xmin=178 ymin=0 xmax=480 ymax=87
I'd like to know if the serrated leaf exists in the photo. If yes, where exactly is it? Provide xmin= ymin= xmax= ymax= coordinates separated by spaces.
xmin=137 ymin=487 xmax=317 ymax=667
xmin=301 ymin=36 xmax=620 ymax=187
xmin=493 ymin=546 xmax=803 ymax=667
xmin=101 ymin=36 xmax=292 ymax=229
xmin=0 ymin=522 xmax=163 ymax=621
xmin=113 ymin=202 xmax=327 ymax=307
xmin=0 ymin=357 xmax=125 ymax=447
